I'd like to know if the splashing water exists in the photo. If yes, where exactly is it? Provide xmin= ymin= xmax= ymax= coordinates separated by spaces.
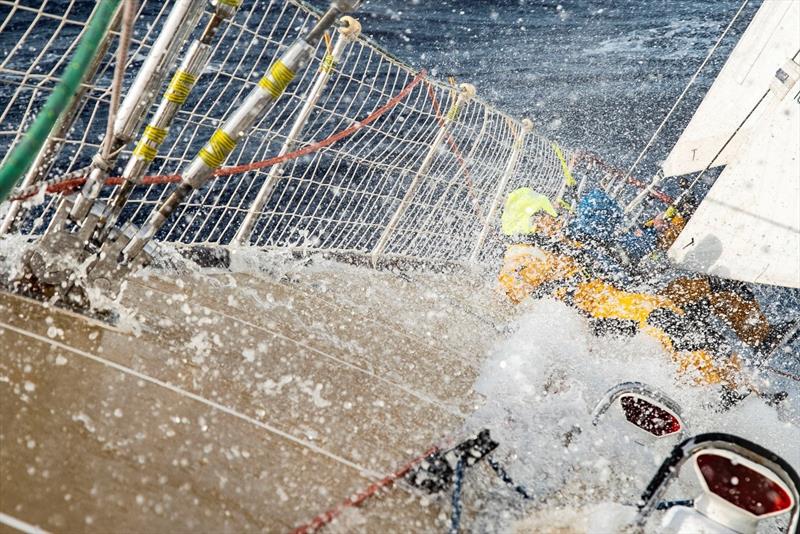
xmin=464 ymin=298 xmax=799 ymax=531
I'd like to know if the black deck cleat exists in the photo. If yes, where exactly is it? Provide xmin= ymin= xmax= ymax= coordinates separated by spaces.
xmin=405 ymin=429 xmax=499 ymax=494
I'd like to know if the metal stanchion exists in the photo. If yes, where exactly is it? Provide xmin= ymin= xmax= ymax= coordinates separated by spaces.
xmin=97 ymin=0 xmax=245 ymax=238
xmin=234 ymin=15 xmax=362 ymax=245
xmin=53 ymin=0 xmax=206 ymax=229
xmin=118 ymin=0 xmax=363 ymax=263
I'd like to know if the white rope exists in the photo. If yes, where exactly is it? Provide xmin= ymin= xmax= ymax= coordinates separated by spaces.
xmin=0 ymin=318 xmax=380 ymax=478
xmin=621 ymin=0 xmax=751 ymax=186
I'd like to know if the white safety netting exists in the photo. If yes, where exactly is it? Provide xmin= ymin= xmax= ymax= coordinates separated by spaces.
xmin=0 ymin=0 xmax=571 ymax=264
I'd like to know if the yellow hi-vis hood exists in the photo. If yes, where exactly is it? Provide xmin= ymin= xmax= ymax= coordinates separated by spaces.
xmin=501 ymin=187 xmax=558 ymax=236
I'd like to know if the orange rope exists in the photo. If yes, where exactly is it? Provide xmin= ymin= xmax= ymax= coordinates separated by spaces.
xmin=423 ymin=81 xmax=485 ymax=223
xmin=291 ymin=446 xmax=438 ymax=534
xmin=10 ymin=71 xmax=428 ymax=202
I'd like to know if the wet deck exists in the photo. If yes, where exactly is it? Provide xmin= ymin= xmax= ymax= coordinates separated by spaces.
xmin=0 ymin=255 xmax=509 ymax=532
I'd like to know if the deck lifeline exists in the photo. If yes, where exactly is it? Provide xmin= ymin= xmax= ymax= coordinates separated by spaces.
xmin=0 ymin=259 xmax=509 ymax=532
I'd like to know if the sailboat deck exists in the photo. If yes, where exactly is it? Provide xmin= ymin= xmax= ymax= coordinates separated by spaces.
xmin=0 ymin=257 xmax=510 ymax=532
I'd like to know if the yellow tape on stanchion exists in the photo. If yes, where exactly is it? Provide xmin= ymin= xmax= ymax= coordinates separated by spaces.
xmin=165 ymin=70 xmax=198 ymax=104
xmin=258 ymin=61 xmax=295 ymax=99
xmin=132 ymin=125 xmax=169 ymax=162
xmin=198 ymin=129 xmax=237 ymax=168
xmin=321 ymin=32 xmax=336 ymax=73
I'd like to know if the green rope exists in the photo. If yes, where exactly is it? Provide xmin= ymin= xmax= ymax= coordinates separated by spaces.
xmin=0 ymin=0 xmax=121 ymax=204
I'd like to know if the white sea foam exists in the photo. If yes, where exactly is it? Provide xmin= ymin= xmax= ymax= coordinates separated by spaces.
xmin=466 ymin=298 xmax=799 ymax=531
xmin=0 ymin=233 xmax=32 ymax=280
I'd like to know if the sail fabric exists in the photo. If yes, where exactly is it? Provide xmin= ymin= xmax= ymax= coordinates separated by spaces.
xmin=668 ymin=79 xmax=800 ymax=288
xmin=661 ymin=0 xmax=800 ymax=178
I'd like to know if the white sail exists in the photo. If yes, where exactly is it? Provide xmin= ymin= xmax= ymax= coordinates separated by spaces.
xmin=661 ymin=0 xmax=800 ymax=178
xmin=668 ymin=68 xmax=800 ymax=287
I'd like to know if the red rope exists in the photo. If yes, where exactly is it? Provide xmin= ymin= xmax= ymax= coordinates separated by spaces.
xmin=216 ymin=70 xmax=427 ymax=178
xmin=575 ymin=151 xmax=673 ymax=204
xmin=291 ymin=446 xmax=438 ymax=534
xmin=423 ymin=82 xmax=485 ymax=223
xmin=9 ymin=71 xmax=428 ymax=202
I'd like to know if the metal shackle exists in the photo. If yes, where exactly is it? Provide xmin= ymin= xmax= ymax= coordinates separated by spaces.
xmin=458 ymin=83 xmax=477 ymax=100
xmin=339 ymin=16 xmax=362 ymax=40
xmin=521 ymin=118 xmax=534 ymax=132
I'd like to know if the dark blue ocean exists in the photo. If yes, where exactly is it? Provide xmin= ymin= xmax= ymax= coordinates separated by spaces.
xmin=347 ymin=0 xmax=759 ymax=176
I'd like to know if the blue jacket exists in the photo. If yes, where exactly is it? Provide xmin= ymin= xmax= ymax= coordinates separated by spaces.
xmin=567 ymin=188 xmax=658 ymax=264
